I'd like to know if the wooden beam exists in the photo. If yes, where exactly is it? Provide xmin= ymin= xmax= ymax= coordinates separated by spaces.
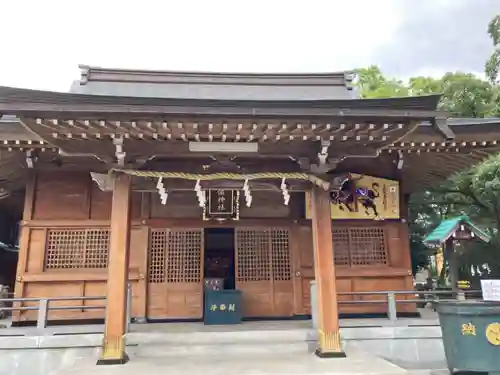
xmin=97 ymin=173 xmax=131 ymax=365
xmin=12 ymin=171 xmax=36 ymax=321
xmin=310 ymin=186 xmax=345 ymax=358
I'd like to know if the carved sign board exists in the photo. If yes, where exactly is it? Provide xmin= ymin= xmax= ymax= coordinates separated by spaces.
xmin=453 ymin=229 xmax=473 ymax=241
xmin=305 ymin=174 xmax=400 ymax=220
xmin=204 ymin=189 xmax=238 ymax=220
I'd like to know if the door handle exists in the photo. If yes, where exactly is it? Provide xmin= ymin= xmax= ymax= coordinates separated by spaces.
xmin=295 ymin=271 xmax=301 ymax=277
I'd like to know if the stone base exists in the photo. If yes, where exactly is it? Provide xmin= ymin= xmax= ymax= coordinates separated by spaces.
xmin=314 ymin=348 xmax=347 ymax=358
xmin=96 ymin=353 xmax=129 ymax=365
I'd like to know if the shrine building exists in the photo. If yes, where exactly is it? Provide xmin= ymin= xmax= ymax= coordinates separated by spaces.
xmin=0 ymin=66 xmax=498 ymax=363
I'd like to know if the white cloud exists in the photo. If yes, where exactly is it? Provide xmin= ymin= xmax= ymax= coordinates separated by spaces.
xmin=0 ymin=0 xmax=400 ymax=91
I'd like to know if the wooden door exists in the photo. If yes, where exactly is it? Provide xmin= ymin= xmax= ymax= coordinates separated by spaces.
xmin=147 ymin=228 xmax=204 ymax=319
xmin=235 ymin=228 xmax=293 ymax=317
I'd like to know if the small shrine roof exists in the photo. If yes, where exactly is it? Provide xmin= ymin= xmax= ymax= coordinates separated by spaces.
xmin=423 ymin=215 xmax=491 ymax=247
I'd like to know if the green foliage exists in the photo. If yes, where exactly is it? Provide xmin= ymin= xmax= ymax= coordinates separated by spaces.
xmin=440 ymin=73 xmax=495 ymax=117
xmin=356 ymin=66 xmax=409 ymax=98
xmin=356 ymin=67 xmax=496 ymax=117
xmin=485 ymin=15 xmax=500 ymax=84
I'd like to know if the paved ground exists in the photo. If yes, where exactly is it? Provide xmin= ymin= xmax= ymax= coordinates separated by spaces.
xmin=53 ymin=348 xmax=410 ymax=375
xmin=0 ymin=311 xmax=445 ymax=375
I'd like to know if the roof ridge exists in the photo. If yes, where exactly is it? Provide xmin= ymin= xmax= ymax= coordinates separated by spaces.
xmin=78 ymin=64 xmax=356 ymax=78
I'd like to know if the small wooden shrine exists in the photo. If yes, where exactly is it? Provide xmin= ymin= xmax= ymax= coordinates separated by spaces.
xmin=424 ymin=215 xmax=491 ymax=290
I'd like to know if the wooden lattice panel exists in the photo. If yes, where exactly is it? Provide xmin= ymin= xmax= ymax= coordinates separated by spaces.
xmin=166 ymin=229 xmax=202 ymax=283
xmin=271 ymin=229 xmax=291 ymax=281
xmin=349 ymin=227 xmax=387 ymax=265
xmin=332 ymin=228 xmax=350 ymax=266
xmin=236 ymin=229 xmax=271 ymax=282
xmin=45 ymin=229 xmax=109 ymax=269
xmin=149 ymin=229 xmax=167 ymax=284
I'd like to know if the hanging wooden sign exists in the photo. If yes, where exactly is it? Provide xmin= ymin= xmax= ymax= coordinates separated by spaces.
xmin=453 ymin=228 xmax=473 ymax=241
xmin=305 ymin=173 xmax=400 ymax=220
xmin=203 ymin=189 xmax=239 ymax=220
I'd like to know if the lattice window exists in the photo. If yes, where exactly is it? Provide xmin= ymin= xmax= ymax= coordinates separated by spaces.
xmin=349 ymin=228 xmax=387 ymax=265
xmin=45 ymin=229 xmax=109 ymax=270
xmin=149 ymin=229 xmax=167 ymax=284
xmin=271 ymin=228 xmax=291 ymax=281
xmin=236 ymin=229 xmax=271 ymax=282
xmin=332 ymin=228 xmax=350 ymax=266
xmin=166 ymin=229 xmax=202 ymax=283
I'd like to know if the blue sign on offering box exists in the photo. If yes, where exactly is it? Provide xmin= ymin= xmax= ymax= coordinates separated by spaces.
xmin=204 ymin=290 xmax=242 ymax=325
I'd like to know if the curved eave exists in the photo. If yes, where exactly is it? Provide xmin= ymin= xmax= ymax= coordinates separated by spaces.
xmin=403 ymin=118 xmax=500 ymax=144
xmin=0 ymin=116 xmax=44 ymax=143
xmin=0 ymin=86 xmax=441 ymax=118
xmin=401 ymin=148 xmax=500 ymax=193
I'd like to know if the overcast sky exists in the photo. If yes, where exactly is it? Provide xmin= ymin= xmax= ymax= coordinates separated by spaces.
xmin=0 ymin=0 xmax=498 ymax=92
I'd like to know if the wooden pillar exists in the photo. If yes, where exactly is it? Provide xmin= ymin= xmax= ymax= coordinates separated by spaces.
xmin=445 ymin=238 xmax=459 ymax=292
xmin=13 ymin=172 xmax=36 ymax=321
xmin=97 ymin=173 xmax=132 ymax=365
xmin=310 ymin=186 xmax=346 ymax=358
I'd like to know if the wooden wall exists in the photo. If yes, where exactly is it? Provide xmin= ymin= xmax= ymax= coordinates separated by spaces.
xmin=292 ymin=221 xmax=414 ymax=316
xmin=14 ymin=171 xmax=414 ymax=322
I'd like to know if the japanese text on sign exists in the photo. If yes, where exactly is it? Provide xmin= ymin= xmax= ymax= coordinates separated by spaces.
xmin=210 ymin=304 xmax=236 ymax=312
xmin=207 ymin=189 xmax=235 ymax=216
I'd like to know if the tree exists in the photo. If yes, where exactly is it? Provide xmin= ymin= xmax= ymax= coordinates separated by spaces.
xmin=408 ymin=76 xmax=442 ymax=96
xmin=357 ymin=67 xmax=496 ymax=117
xmin=439 ymin=73 xmax=495 ymax=117
xmin=485 ymin=15 xmax=500 ymax=117
xmin=355 ymin=66 xmax=409 ymax=98
xmin=485 ymin=15 xmax=500 ymax=84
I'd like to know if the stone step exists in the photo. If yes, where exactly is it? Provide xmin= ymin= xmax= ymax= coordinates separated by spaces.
xmin=132 ymin=341 xmax=314 ymax=358
xmin=127 ymin=328 xmax=315 ymax=346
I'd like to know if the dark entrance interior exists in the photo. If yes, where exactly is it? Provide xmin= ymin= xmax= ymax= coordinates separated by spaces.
xmin=204 ymin=228 xmax=236 ymax=290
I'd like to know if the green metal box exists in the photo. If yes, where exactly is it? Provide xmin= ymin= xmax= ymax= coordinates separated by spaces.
xmin=204 ymin=290 xmax=242 ymax=325
xmin=435 ymin=300 xmax=500 ymax=375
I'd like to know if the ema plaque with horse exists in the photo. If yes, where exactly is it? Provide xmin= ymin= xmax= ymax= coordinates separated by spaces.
xmin=306 ymin=173 xmax=400 ymax=220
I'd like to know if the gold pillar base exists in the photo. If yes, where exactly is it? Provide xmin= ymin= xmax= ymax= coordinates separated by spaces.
xmin=96 ymin=335 xmax=129 ymax=365
xmin=315 ymin=330 xmax=346 ymax=358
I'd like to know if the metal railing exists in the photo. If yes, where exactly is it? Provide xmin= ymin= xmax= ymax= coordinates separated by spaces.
xmin=0 ymin=283 xmax=132 ymax=332
xmin=0 ymin=287 xmax=481 ymax=331
xmin=336 ymin=289 xmax=481 ymax=322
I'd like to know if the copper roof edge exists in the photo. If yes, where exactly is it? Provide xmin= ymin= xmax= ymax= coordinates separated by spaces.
xmin=0 ymin=85 xmax=441 ymax=109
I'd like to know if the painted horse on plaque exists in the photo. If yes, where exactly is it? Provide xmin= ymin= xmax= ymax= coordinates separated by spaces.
xmin=330 ymin=174 xmax=382 ymax=220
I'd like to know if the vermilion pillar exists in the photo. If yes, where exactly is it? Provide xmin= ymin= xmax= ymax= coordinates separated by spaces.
xmin=97 ymin=173 xmax=132 ymax=365
xmin=310 ymin=185 xmax=346 ymax=358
